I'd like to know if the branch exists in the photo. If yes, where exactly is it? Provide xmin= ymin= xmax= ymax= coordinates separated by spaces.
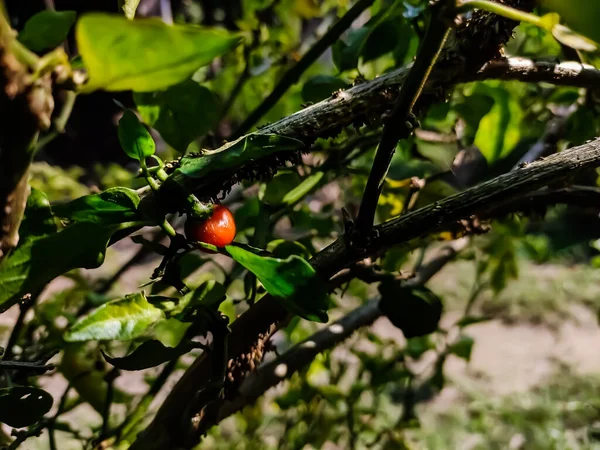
xmin=473 ymin=57 xmax=600 ymax=87
xmin=355 ymin=0 xmax=454 ymax=233
xmin=0 ymin=18 xmax=53 ymax=260
xmin=312 ymin=138 xmax=600 ymax=277
xmin=231 ymin=0 xmax=375 ymax=138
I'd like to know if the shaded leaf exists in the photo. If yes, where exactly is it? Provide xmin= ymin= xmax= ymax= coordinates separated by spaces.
xmin=172 ymin=280 xmax=227 ymax=320
xmin=267 ymin=239 xmax=312 ymax=260
xmin=332 ymin=27 xmax=370 ymax=72
xmin=226 ymin=245 xmax=328 ymax=322
xmin=448 ymin=334 xmax=475 ymax=361
xmin=301 ymin=75 xmax=348 ymax=103
xmin=76 ymin=13 xmax=242 ymax=92
xmin=134 ymin=79 xmax=219 ymax=153
xmin=18 ymin=10 xmax=76 ymax=52
xmin=0 ymin=386 xmax=53 ymax=428
xmin=65 ymin=292 xmax=165 ymax=342
xmin=18 ymin=188 xmax=57 ymax=241
xmin=0 ymin=223 xmax=122 ymax=312
xmin=379 ymin=282 xmax=443 ymax=338
xmin=118 ymin=109 xmax=156 ymax=161
xmin=456 ymin=315 xmax=492 ymax=328
xmin=52 ymin=187 xmax=141 ymax=225
xmin=102 ymin=339 xmax=201 ymax=370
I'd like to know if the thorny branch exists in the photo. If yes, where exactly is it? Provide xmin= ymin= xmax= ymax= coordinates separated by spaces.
xmin=355 ymin=0 xmax=454 ymax=234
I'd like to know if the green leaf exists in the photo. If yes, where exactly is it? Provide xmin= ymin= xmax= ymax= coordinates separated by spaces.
xmin=448 ymin=334 xmax=475 ymax=361
xmin=18 ymin=188 xmax=57 ymax=241
xmin=76 ymin=13 xmax=242 ymax=92
xmin=172 ymin=280 xmax=227 ymax=320
xmin=361 ymin=19 xmax=407 ymax=63
xmin=118 ymin=109 xmax=155 ymax=161
xmin=173 ymin=134 xmax=305 ymax=180
xmin=65 ymin=292 xmax=165 ymax=342
xmin=332 ymin=27 xmax=370 ymax=72
xmin=225 ymin=245 xmax=328 ymax=322
xmin=281 ymin=172 xmax=324 ymax=206
xmin=456 ymin=316 xmax=492 ymax=328
xmin=18 ymin=10 xmax=76 ymax=52
xmin=473 ymin=85 xmax=522 ymax=164
xmin=552 ymin=24 xmax=597 ymax=51
xmin=52 ymin=187 xmax=141 ymax=225
xmin=119 ymin=0 xmax=141 ymax=19
xmin=0 ymin=222 xmax=122 ymax=312
xmin=541 ymin=0 xmax=600 ymax=45
xmin=134 ymin=79 xmax=219 ymax=152
xmin=267 ymin=239 xmax=312 ymax=260
xmin=0 ymin=386 xmax=53 ymax=428
xmin=102 ymin=339 xmax=199 ymax=371
xmin=301 ymin=75 xmax=348 ymax=103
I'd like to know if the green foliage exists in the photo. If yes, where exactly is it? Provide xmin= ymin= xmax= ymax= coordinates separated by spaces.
xmin=118 ymin=109 xmax=156 ymax=161
xmin=102 ymin=339 xmax=200 ymax=371
xmin=76 ymin=13 xmax=242 ymax=92
xmin=134 ymin=79 xmax=219 ymax=152
xmin=0 ymin=387 xmax=53 ymax=428
xmin=52 ymin=187 xmax=141 ymax=225
xmin=65 ymin=292 xmax=165 ymax=342
xmin=301 ymin=75 xmax=348 ymax=103
xmin=226 ymin=245 xmax=329 ymax=322
xmin=173 ymin=134 xmax=305 ymax=179
xmin=3 ymin=1 xmax=600 ymax=448
xmin=18 ymin=10 xmax=76 ymax=52
xmin=379 ymin=282 xmax=443 ymax=338
xmin=0 ymin=222 xmax=123 ymax=311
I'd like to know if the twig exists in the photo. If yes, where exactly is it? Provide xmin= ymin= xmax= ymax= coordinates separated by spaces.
xmin=355 ymin=0 xmax=454 ymax=233
xmin=0 ymin=360 xmax=53 ymax=373
xmin=99 ymin=368 xmax=119 ymax=440
xmin=2 ymin=294 xmax=36 ymax=361
xmin=231 ymin=0 xmax=375 ymax=138
xmin=6 ymin=422 xmax=46 ymax=450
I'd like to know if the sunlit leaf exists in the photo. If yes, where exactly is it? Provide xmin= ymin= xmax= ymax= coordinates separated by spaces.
xmin=226 ymin=245 xmax=329 ymax=322
xmin=76 ymin=13 xmax=242 ymax=92
xmin=65 ymin=292 xmax=165 ymax=342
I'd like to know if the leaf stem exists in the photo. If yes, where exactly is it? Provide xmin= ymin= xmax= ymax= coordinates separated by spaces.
xmin=457 ymin=0 xmax=545 ymax=27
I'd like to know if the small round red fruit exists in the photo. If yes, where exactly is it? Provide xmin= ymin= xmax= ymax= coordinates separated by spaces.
xmin=185 ymin=205 xmax=236 ymax=248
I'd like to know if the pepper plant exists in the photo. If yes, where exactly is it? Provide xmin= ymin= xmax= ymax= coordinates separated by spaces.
xmin=1 ymin=0 xmax=600 ymax=449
